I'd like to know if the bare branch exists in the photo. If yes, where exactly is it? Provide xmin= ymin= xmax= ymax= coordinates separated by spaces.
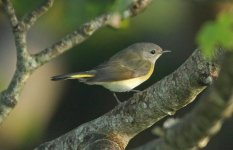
xmin=2 ymin=0 xmax=18 ymax=27
xmin=21 ymin=0 xmax=54 ymax=31
xmin=0 ymin=32 xmax=33 ymax=124
xmin=133 ymin=52 xmax=233 ymax=150
xmin=0 ymin=0 xmax=34 ymax=124
xmin=33 ymin=0 xmax=152 ymax=68
xmin=35 ymin=49 xmax=222 ymax=150
xmin=0 ymin=69 xmax=31 ymax=123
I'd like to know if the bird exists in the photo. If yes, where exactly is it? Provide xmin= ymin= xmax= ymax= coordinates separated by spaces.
xmin=51 ymin=42 xmax=170 ymax=103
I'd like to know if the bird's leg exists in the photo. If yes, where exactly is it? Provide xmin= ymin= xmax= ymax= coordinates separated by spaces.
xmin=113 ymin=93 xmax=121 ymax=104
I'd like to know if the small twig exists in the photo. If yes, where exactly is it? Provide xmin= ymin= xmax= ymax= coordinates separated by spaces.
xmin=2 ymin=0 xmax=18 ymax=27
xmin=21 ymin=0 xmax=54 ymax=31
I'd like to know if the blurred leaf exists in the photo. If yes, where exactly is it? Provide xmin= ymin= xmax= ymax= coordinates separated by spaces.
xmin=120 ymin=19 xmax=130 ymax=28
xmin=197 ymin=12 xmax=233 ymax=58
xmin=108 ymin=13 xmax=130 ymax=29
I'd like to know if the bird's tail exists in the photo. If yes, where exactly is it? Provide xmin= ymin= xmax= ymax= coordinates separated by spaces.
xmin=51 ymin=72 xmax=95 ymax=81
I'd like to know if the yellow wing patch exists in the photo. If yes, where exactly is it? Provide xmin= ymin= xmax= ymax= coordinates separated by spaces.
xmin=70 ymin=74 xmax=94 ymax=78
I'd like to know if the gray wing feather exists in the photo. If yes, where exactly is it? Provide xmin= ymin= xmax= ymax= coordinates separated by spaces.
xmin=85 ymin=50 xmax=151 ymax=83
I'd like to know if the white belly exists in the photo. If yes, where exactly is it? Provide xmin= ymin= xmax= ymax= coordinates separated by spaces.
xmin=99 ymin=77 xmax=146 ymax=92
xmin=94 ymin=65 xmax=154 ymax=92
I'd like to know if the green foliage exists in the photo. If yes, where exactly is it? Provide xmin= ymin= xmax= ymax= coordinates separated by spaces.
xmin=197 ymin=12 xmax=233 ymax=58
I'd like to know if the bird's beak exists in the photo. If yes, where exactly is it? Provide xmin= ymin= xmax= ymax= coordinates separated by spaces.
xmin=162 ymin=50 xmax=171 ymax=53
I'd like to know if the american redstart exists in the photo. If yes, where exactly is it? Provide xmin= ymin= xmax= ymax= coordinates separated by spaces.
xmin=51 ymin=43 xmax=170 ymax=103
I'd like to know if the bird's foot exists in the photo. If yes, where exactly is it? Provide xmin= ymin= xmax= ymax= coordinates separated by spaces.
xmin=113 ymin=93 xmax=122 ymax=104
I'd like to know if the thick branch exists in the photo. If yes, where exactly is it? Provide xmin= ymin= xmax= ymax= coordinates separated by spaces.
xmin=133 ymin=52 xmax=233 ymax=150
xmin=35 ymin=48 xmax=222 ymax=150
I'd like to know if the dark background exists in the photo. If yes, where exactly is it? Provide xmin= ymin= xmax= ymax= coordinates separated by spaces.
xmin=0 ymin=0 xmax=232 ymax=149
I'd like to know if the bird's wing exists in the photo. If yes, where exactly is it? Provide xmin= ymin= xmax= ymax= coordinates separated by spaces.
xmin=86 ymin=51 xmax=152 ymax=82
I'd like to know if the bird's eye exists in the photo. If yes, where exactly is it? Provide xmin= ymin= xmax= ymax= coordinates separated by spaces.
xmin=150 ymin=50 xmax=156 ymax=54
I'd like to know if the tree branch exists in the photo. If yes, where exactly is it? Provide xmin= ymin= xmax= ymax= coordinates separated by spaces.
xmin=0 ymin=0 xmax=33 ymax=124
xmin=35 ymin=48 xmax=222 ymax=150
xmin=132 ymin=52 xmax=233 ymax=150
xmin=0 ymin=0 xmax=152 ymax=125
